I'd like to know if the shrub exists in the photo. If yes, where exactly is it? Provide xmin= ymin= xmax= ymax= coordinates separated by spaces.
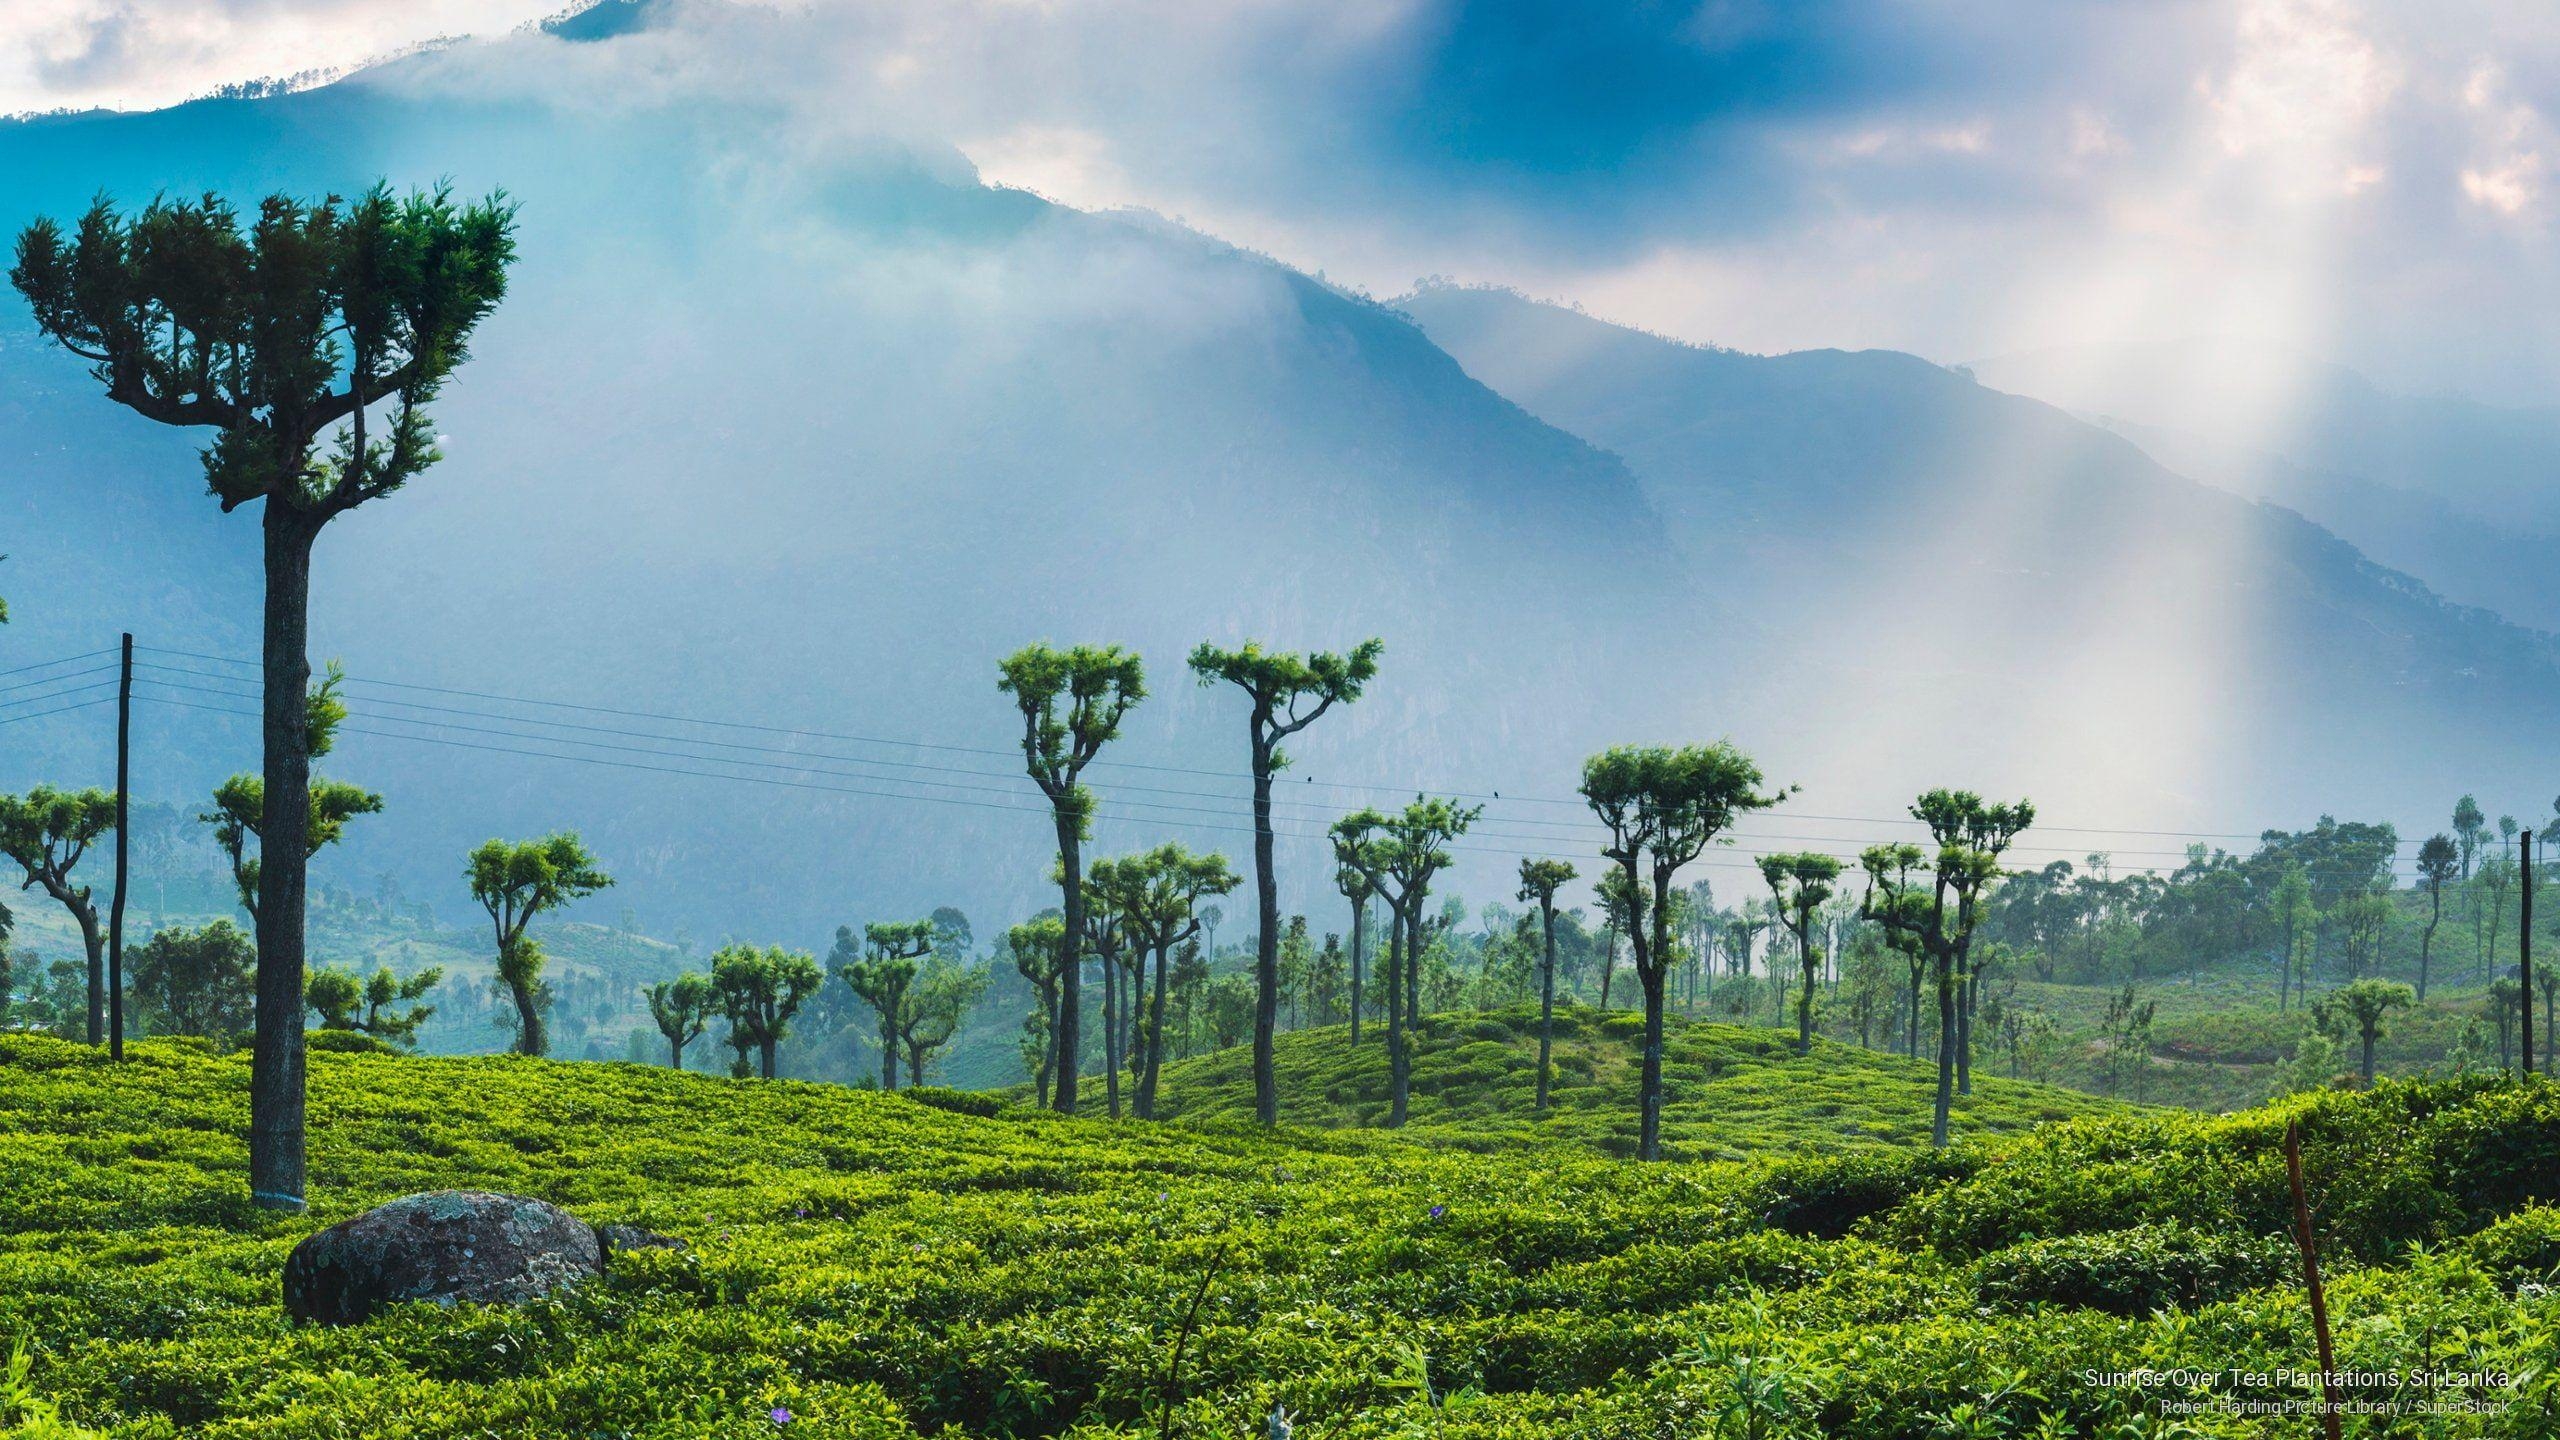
xmin=1970 ymin=1223 xmax=2294 ymax=1315
xmin=899 ymin=1086 xmax=1000 ymax=1119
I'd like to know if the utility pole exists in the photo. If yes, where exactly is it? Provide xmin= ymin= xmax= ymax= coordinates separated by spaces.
xmin=2523 ymin=828 xmax=2535 ymax=1078
xmin=108 ymin=632 xmax=131 ymax=1061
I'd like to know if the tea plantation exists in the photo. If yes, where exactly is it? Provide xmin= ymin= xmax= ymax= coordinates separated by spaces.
xmin=1147 ymin=1005 xmax=2124 ymax=1158
xmin=1 ymin=1035 xmax=2556 ymax=1438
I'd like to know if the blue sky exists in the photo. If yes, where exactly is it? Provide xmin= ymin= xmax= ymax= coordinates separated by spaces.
xmin=8 ymin=0 xmax=2557 ymax=402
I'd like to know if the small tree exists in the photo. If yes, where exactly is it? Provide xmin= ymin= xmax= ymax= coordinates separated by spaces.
xmin=1332 ymin=833 xmax=1379 ymax=1043
xmin=1760 ymin=852 xmax=1843 ymax=1054
xmin=13 ymin=185 xmax=517 ymax=1210
xmin=128 ymin=919 xmax=256 ymax=1040
xmin=838 ymin=920 xmax=934 ymax=1089
xmin=357 ymin=965 xmax=441 ymax=1046
xmin=2318 ymin=978 xmax=2414 ymax=1086
xmin=898 ymin=956 xmax=991 ymax=1086
xmin=1188 ymin=638 xmax=1383 ymax=1125
xmin=1861 ymin=789 xmax=2034 ymax=1146
xmin=2415 ymin=834 xmax=2459 ymax=1001
xmin=1516 ymin=858 xmax=1577 ymax=1109
xmin=1581 ymin=744 xmax=1789 ymax=1161
xmin=198 ymin=664 xmax=378 ymax=923
xmin=646 ymin=972 xmax=715 ymax=1070
xmin=999 ymin=643 xmax=1145 ymax=1115
xmin=712 ymin=943 xmax=823 ymax=1079
xmin=1006 ymin=917 xmax=1067 ymax=1105
xmin=2485 ymin=978 xmax=2522 ymax=1070
xmin=467 ymin=833 xmax=613 ymax=1058
xmin=1367 ymin=799 xmax=1479 ymax=1127
xmin=304 ymin=968 xmax=364 ymax=1030
xmin=1093 ymin=842 xmax=1239 ymax=1117
xmin=0 ymin=786 xmax=117 ymax=1044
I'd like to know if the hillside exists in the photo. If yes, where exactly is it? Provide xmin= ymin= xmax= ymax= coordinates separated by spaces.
xmin=1147 ymin=1003 xmax=2125 ymax=1159
xmin=2 ymin=1037 xmax=2556 ymax=1436
xmin=1394 ymin=284 xmax=2560 ymax=830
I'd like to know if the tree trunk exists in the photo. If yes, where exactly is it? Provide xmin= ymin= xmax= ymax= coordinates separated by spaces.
xmin=510 ymin=971 xmax=546 ymax=1059
xmin=1249 ymin=728 xmax=1280 ymax=1126
xmin=2419 ymin=895 xmax=2440 ymax=1001
xmin=1536 ymin=907 xmax=1557 ymax=1110
xmin=1386 ymin=919 xmax=1409 ymax=1127
xmin=76 ymin=904 xmax=104 ymax=1046
xmin=249 ymin=506 xmax=317 ymax=1212
xmin=1053 ymin=820 xmax=1084 ymax=1114
xmin=881 ymin=1019 xmax=899 ymax=1089
xmin=1930 ymin=954 xmax=1957 ymax=1148
xmin=760 ymin=1035 xmax=778 ymax=1080
xmin=1104 ymin=938 xmax=1122 ymax=1120
xmin=1639 ymin=967 xmax=1667 ymax=1161
xmin=2360 ymin=1030 xmax=2377 ymax=1086
xmin=1795 ymin=932 xmax=1815 ymax=1054
xmin=1599 ymin=928 xmax=1615 ymax=1010
xmin=669 ymin=1036 xmax=686 ymax=1070
xmin=1347 ymin=898 xmax=1366 ymax=1043
xmin=1954 ymin=943 xmax=1975 ymax=1097
xmin=1138 ymin=942 xmax=1172 ymax=1117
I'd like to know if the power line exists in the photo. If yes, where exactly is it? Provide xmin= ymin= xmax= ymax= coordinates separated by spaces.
xmin=125 ymin=674 xmax=2302 ymax=865
xmin=0 ymin=647 xmax=116 ymax=681
xmin=0 ymin=663 xmax=118 ymax=698
xmin=126 ymin=689 xmax=2434 ymax=881
xmin=127 ymin=642 xmax=2321 ymax=845
xmin=0 ymin=694 xmax=116 ymax=727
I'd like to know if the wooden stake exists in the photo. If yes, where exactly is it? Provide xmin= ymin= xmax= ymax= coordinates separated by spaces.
xmin=2284 ymin=1120 xmax=2344 ymax=1440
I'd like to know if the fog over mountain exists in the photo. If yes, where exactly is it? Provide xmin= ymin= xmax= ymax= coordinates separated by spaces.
xmin=1965 ymin=341 xmax=2560 ymax=629
xmin=2 ymin=9 xmax=2552 ymax=952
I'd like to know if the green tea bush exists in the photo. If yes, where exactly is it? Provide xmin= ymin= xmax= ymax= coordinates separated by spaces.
xmin=0 ymin=1034 xmax=2552 ymax=1438
xmin=900 ymin=1086 xmax=1002 ymax=1119
xmin=1969 ymin=1223 xmax=2294 ymax=1315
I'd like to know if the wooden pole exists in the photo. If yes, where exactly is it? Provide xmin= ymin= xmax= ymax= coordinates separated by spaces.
xmin=108 ymin=631 xmax=131 ymax=1062
xmin=2284 ymin=1121 xmax=2345 ymax=1440
xmin=2522 ymin=828 xmax=2534 ymax=1077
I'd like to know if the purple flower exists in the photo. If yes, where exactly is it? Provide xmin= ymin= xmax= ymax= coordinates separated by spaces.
xmin=1427 ymin=1204 xmax=1447 ymax=1221
xmin=769 ymin=1406 xmax=793 ymax=1425
xmin=794 ymin=1208 xmax=808 ymax=1219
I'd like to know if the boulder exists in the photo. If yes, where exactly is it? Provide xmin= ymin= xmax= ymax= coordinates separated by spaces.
xmin=283 ymin=1189 xmax=602 ymax=1325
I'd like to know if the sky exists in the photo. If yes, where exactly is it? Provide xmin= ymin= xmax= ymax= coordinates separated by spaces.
xmin=6 ymin=0 xmax=2558 ymax=403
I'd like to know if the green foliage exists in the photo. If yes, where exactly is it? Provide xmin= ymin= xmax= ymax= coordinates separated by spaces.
xmin=9 ymin=186 xmax=516 ymax=513
xmin=468 ymin=833 xmax=611 ymax=1058
xmin=645 ymin=972 xmax=717 ymax=1071
xmin=0 ymin=1037 xmax=2553 ymax=1437
xmin=710 ymin=942 xmax=823 ymax=1080
xmin=1969 ymin=1224 xmax=2293 ymax=1316
xmin=197 ymin=773 xmax=383 ymax=921
xmin=995 ymin=643 xmax=1145 ymax=838
xmin=126 ymin=921 xmax=255 ymax=1041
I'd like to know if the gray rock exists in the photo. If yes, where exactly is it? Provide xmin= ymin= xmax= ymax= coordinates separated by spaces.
xmin=282 ymin=1189 xmax=602 ymax=1325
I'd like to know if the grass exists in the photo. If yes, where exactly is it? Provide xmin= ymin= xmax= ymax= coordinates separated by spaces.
xmin=0 ymin=1033 xmax=2555 ymax=1436
xmin=1147 ymin=1003 xmax=2126 ymax=1160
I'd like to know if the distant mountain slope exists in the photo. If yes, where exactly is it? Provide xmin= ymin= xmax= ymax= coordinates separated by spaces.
xmin=0 ymin=43 xmax=1684 ymax=942
xmin=1396 ymin=285 xmax=2560 ymax=829
xmin=1150 ymin=1003 xmax=2128 ymax=1161
xmin=1963 ymin=340 xmax=2560 ymax=630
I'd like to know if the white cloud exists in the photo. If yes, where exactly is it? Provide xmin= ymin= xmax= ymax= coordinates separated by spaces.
xmin=0 ymin=0 xmax=558 ymax=114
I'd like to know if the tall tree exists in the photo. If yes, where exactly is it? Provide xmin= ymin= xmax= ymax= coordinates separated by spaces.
xmin=1189 ymin=638 xmax=1383 ymax=1125
xmin=837 ymin=920 xmax=933 ymax=1089
xmin=2453 ymin=794 xmax=2487 ymax=879
xmin=1516 ymin=858 xmax=1577 ymax=1110
xmin=711 ymin=944 xmax=823 ymax=1080
xmin=0 ymin=786 xmax=117 ymax=1044
xmin=1760 ymin=852 xmax=1843 ymax=1054
xmin=13 ymin=185 xmax=516 ymax=1210
xmin=2416 ymin=835 xmax=2459 ymax=1003
xmin=999 ymin=643 xmax=1145 ymax=1115
xmin=1581 ymin=744 xmax=1788 ymax=1161
xmin=1094 ymin=842 xmax=1239 ymax=1117
xmin=1861 ymin=789 xmax=2034 ymax=1148
xmin=1331 ymin=833 xmax=1378 ymax=1042
xmin=646 ymin=972 xmax=716 ymax=1070
xmin=467 ymin=833 xmax=612 ymax=1058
